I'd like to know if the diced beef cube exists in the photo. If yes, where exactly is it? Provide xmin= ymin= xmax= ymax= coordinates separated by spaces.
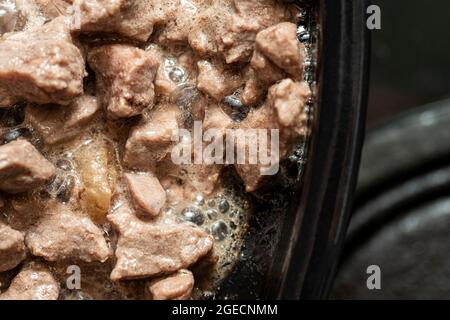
xmin=0 ymin=140 xmax=56 ymax=194
xmin=0 ymin=222 xmax=25 ymax=272
xmin=156 ymin=0 xmax=201 ymax=46
xmin=124 ymin=172 xmax=166 ymax=217
xmin=25 ymin=95 xmax=99 ymax=145
xmin=235 ymin=79 xmax=310 ymax=191
xmin=219 ymin=0 xmax=297 ymax=63
xmin=146 ymin=269 xmax=194 ymax=300
xmin=108 ymin=205 xmax=213 ymax=281
xmin=124 ymin=104 xmax=182 ymax=170
xmin=241 ymin=50 xmax=285 ymax=106
xmin=0 ymin=17 xmax=85 ymax=107
xmin=255 ymin=22 xmax=305 ymax=77
xmin=72 ymin=0 xmax=162 ymax=42
xmin=269 ymin=79 xmax=310 ymax=134
xmin=197 ymin=60 xmax=243 ymax=102
xmin=88 ymin=44 xmax=159 ymax=119
xmin=0 ymin=262 xmax=59 ymax=300
xmin=25 ymin=206 xmax=111 ymax=262
xmin=183 ymin=104 xmax=233 ymax=195
xmin=242 ymin=22 xmax=305 ymax=105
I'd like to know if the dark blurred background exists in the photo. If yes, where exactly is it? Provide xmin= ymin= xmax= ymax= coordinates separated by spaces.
xmin=331 ymin=0 xmax=450 ymax=299
xmin=366 ymin=0 xmax=450 ymax=128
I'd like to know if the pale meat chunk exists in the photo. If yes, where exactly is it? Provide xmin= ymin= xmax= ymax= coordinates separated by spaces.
xmin=0 ymin=262 xmax=59 ymax=300
xmin=255 ymin=22 xmax=305 ymax=77
xmin=25 ymin=207 xmax=111 ymax=262
xmin=184 ymin=104 xmax=233 ymax=195
xmin=124 ymin=172 xmax=166 ymax=217
xmin=146 ymin=269 xmax=194 ymax=300
xmin=108 ymin=205 xmax=213 ymax=281
xmin=72 ymin=0 xmax=168 ymax=41
xmin=25 ymin=95 xmax=99 ymax=145
xmin=236 ymin=79 xmax=310 ymax=191
xmin=197 ymin=60 xmax=243 ymax=102
xmin=88 ymin=44 xmax=159 ymax=119
xmin=0 ymin=222 xmax=25 ymax=272
xmin=0 ymin=17 xmax=85 ymax=107
xmin=124 ymin=104 xmax=182 ymax=170
xmin=219 ymin=0 xmax=297 ymax=63
xmin=241 ymin=51 xmax=284 ymax=106
xmin=242 ymin=22 xmax=305 ymax=105
xmin=0 ymin=140 xmax=56 ymax=194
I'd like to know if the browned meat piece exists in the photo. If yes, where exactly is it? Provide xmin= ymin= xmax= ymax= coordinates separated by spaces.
xmin=25 ymin=206 xmax=111 ymax=262
xmin=124 ymin=104 xmax=182 ymax=170
xmin=0 ymin=140 xmax=56 ymax=194
xmin=197 ymin=60 xmax=243 ymax=102
xmin=236 ymin=79 xmax=310 ymax=191
xmin=26 ymin=95 xmax=99 ymax=145
xmin=255 ymin=22 xmax=305 ymax=77
xmin=146 ymin=269 xmax=194 ymax=300
xmin=72 ymin=0 xmax=165 ymax=42
xmin=88 ymin=44 xmax=159 ymax=119
xmin=0 ymin=262 xmax=59 ymax=300
xmin=0 ymin=17 xmax=85 ymax=107
xmin=108 ymin=205 xmax=213 ymax=281
xmin=0 ymin=222 xmax=25 ymax=272
xmin=124 ymin=172 xmax=166 ymax=217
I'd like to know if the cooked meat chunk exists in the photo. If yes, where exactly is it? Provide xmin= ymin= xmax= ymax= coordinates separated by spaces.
xmin=269 ymin=79 xmax=310 ymax=134
xmin=72 ymin=0 xmax=161 ymax=41
xmin=0 ymin=222 xmax=25 ymax=272
xmin=0 ymin=17 xmax=85 ymax=107
xmin=187 ymin=0 xmax=296 ymax=64
xmin=124 ymin=172 xmax=166 ymax=217
xmin=197 ymin=60 xmax=243 ymax=102
xmin=183 ymin=104 xmax=233 ymax=195
xmin=88 ymin=44 xmax=159 ymax=119
xmin=25 ymin=95 xmax=99 ymax=145
xmin=219 ymin=0 xmax=297 ymax=63
xmin=0 ymin=140 xmax=56 ymax=194
xmin=25 ymin=207 xmax=111 ymax=262
xmin=156 ymin=0 xmax=201 ymax=45
xmin=236 ymin=79 xmax=310 ymax=191
xmin=0 ymin=262 xmax=59 ymax=300
xmin=124 ymin=104 xmax=182 ymax=170
xmin=242 ymin=22 xmax=305 ymax=105
xmin=255 ymin=22 xmax=305 ymax=77
xmin=108 ymin=205 xmax=213 ymax=281
xmin=146 ymin=269 xmax=194 ymax=300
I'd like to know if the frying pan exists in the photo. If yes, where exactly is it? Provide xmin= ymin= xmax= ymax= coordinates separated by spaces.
xmin=216 ymin=0 xmax=370 ymax=299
